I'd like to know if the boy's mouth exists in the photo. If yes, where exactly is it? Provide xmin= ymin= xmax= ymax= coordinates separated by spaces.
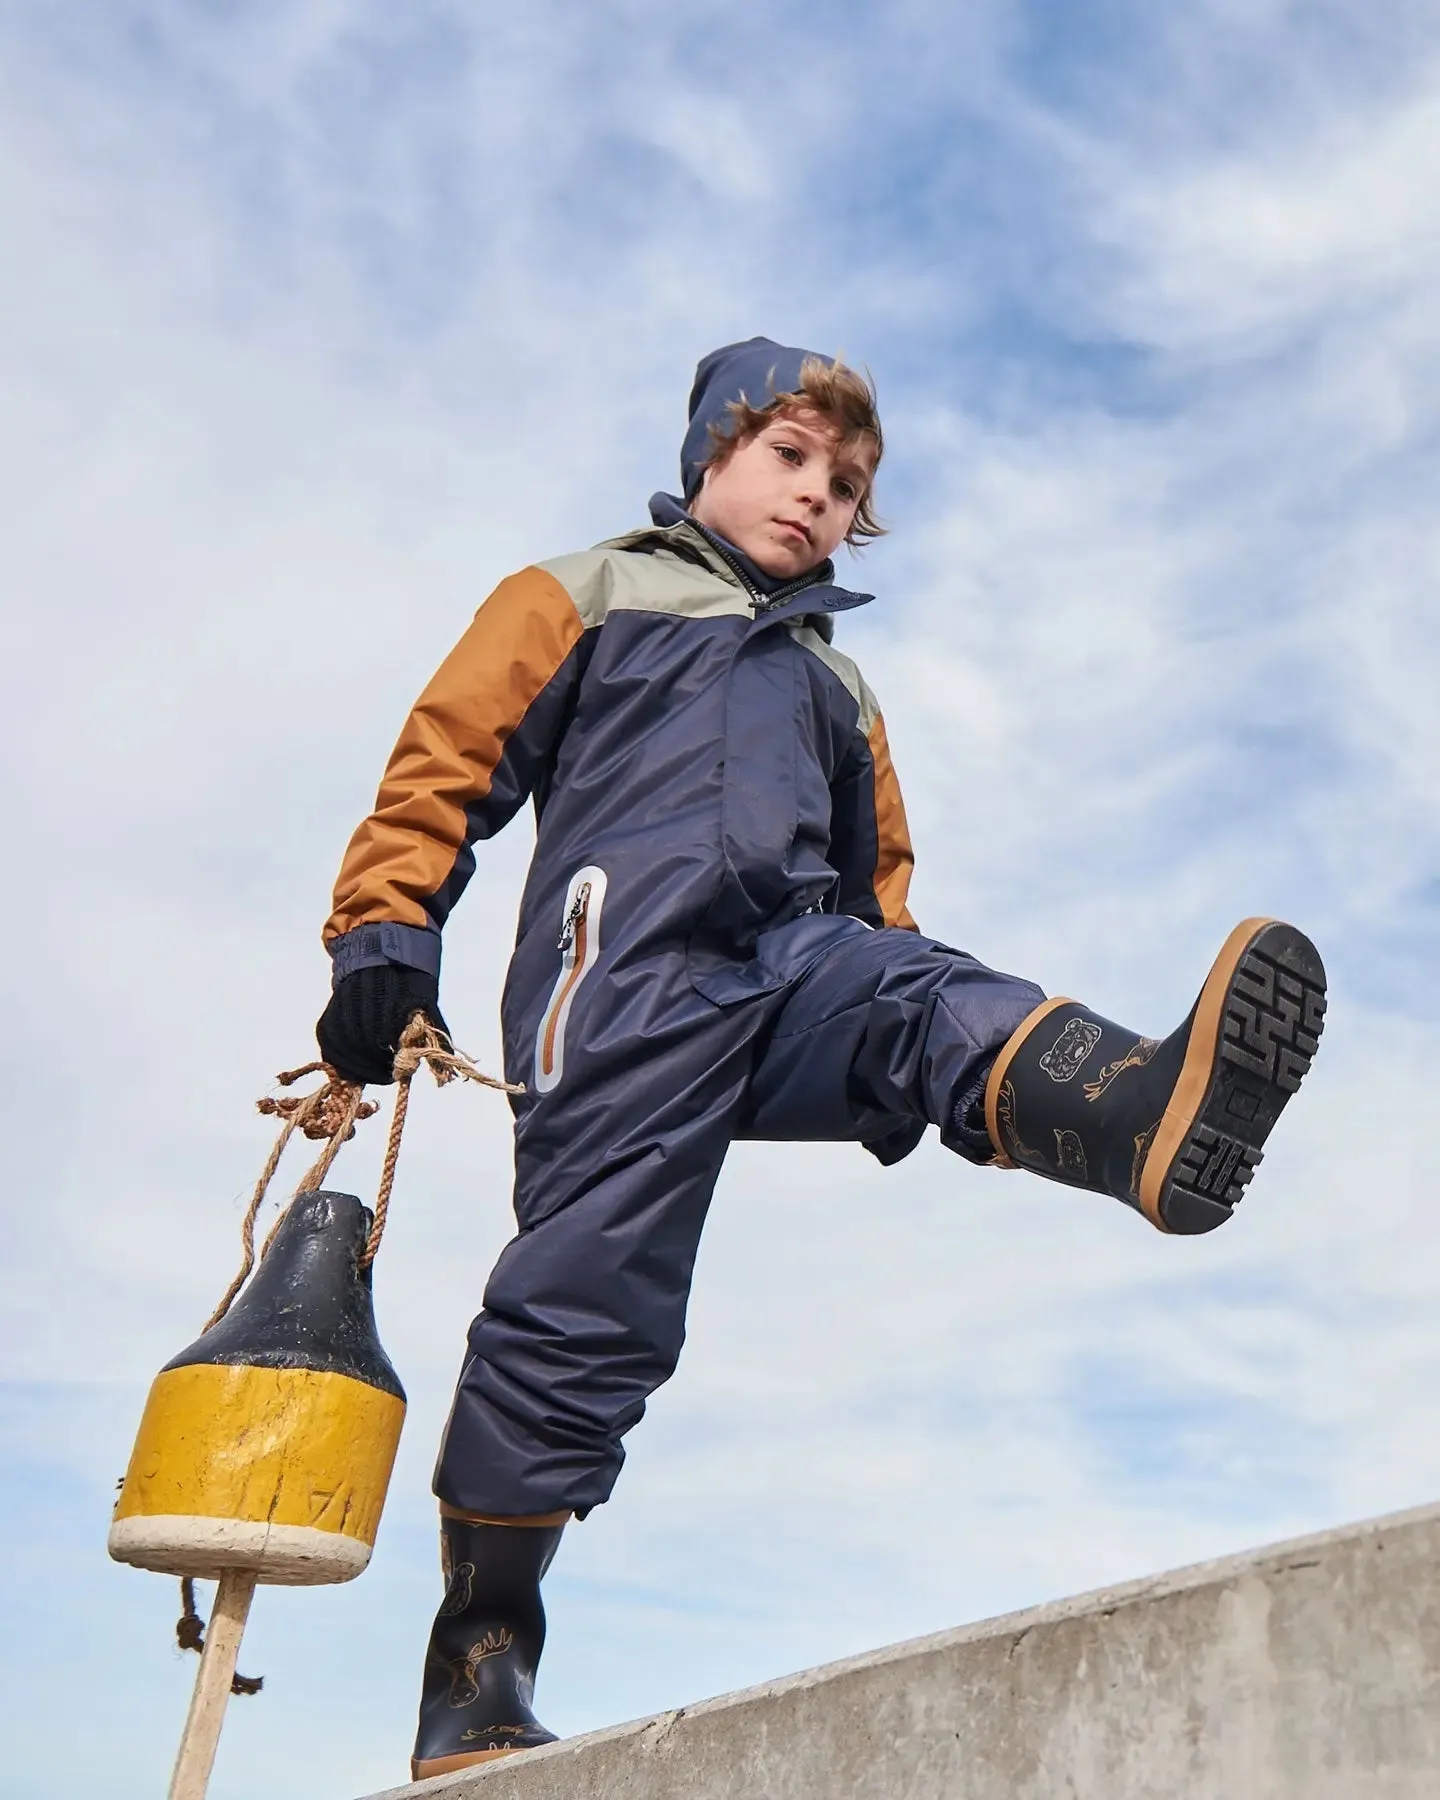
xmin=775 ymin=519 xmax=812 ymax=545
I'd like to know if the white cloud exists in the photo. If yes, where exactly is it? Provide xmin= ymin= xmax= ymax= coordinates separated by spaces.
xmin=1 ymin=5 xmax=1437 ymax=1797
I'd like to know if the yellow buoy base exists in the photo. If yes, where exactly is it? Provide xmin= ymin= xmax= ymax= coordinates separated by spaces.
xmin=110 ymin=1361 xmax=405 ymax=1583
xmin=108 ymin=1513 xmax=374 ymax=1585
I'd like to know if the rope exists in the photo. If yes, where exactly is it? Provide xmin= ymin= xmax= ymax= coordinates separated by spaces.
xmin=204 ymin=1015 xmax=518 ymax=1319
xmin=360 ymin=1014 xmax=520 ymax=1267
xmin=202 ymin=1070 xmax=379 ymax=1332
xmin=257 ymin=1082 xmax=370 ymax=1262
xmin=176 ymin=1576 xmax=263 ymax=1696
xmin=174 ymin=1015 xmax=518 ymax=1698
xmin=164 ymin=1018 xmax=517 ymax=1704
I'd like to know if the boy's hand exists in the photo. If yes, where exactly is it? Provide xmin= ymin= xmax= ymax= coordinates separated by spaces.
xmin=316 ymin=965 xmax=450 ymax=1087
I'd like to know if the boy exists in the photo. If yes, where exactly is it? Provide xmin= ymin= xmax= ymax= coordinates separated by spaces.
xmin=316 ymin=338 xmax=1327 ymax=1777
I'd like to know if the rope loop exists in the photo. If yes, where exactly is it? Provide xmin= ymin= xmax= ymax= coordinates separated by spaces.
xmin=203 ymin=1017 xmax=519 ymax=1328
xmin=175 ymin=1576 xmax=263 ymax=1696
xmin=363 ymin=1015 xmax=522 ymax=1266
xmin=179 ymin=1022 xmax=519 ymax=1694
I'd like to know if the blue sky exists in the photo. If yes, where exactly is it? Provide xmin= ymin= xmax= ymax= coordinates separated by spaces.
xmin=2 ymin=3 xmax=1438 ymax=1796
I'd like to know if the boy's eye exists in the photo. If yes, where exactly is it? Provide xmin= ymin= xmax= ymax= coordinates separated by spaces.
xmin=775 ymin=443 xmax=802 ymax=464
xmin=833 ymin=479 xmax=856 ymax=503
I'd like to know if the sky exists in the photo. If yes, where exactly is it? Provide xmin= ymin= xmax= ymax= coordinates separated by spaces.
xmin=2 ymin=2 xmax=1438 ymax=1795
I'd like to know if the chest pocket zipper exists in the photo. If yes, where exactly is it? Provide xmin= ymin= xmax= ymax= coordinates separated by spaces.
xmin=533 ymin=865 xmax=608 ymax=1093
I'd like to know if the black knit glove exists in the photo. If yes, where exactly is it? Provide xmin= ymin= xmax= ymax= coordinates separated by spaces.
xmin=316 ymin=964 xmax=449 ymax=1086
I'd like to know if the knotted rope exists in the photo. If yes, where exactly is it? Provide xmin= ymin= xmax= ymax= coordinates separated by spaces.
xmin=363 ymin=1013 xmax=521 ymax=1264
xmin=205 ymin=1015 xmax=519 ymax=1328
xmin=175 ymin=1577 xmax=263 ymax=1695
xmin=202 ymin=1070 xmax=377 ymax=1330
xmin=178 ymin=1015 xmax=520 ymax=1682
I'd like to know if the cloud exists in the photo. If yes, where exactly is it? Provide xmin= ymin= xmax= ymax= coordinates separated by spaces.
xmin=1 ymin=4 xmax=1437 ymax=1796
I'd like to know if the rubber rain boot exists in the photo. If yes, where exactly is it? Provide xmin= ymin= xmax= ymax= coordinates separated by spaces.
xmin=411 ymin=1514 xmax=566 ymax=1779
xmin=984 ymin=918 xmax=1326 ymax=1234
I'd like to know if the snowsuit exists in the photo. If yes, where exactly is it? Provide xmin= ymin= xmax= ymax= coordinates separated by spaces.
xmin=325 ymin=514 xmax=1044 ymax=1516
xmin=324 ymin=346 xmax=1045 ymax=1517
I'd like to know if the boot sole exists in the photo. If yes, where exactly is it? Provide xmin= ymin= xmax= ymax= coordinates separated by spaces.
xmin=412 ymin=1745 xmax=531 ymax=1778
xmin=1139 ymin=918 xmax=1327 ymax=1235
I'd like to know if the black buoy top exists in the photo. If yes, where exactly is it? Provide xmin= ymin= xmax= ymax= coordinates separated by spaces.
xmin=165 ymin=1190 xmax=405 ymax=1400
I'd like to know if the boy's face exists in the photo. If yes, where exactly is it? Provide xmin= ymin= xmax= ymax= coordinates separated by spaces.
xmin=690 ymin=407 xmax=874 ymax=581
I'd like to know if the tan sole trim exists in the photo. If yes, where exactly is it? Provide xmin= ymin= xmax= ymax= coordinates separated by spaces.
xmin=412 ymin=1746 xmax=524 ymax=1778
xmin=983 ymin=996 xmax=1073 ymax=1165
xmin=438 ymin=1503 xmax=572 ymax=1528
xmin=1137 ymin=917 xmax=1276 ymax=1233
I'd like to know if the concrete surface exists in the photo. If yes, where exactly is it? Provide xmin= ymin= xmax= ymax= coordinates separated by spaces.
xmin=361 ymin=1498 xmax=1440 ymax=1799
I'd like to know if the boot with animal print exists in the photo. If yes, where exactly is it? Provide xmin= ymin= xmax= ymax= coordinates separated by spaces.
xmin=411 ymin=1513 xmax=567 ymax=1779
xmin=984 ymin=919 xmax=1327 ymax=1234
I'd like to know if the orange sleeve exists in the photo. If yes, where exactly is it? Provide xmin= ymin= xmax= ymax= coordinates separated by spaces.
xmin=867 ymin=712 xmax=918 ymax=932
xmin=324 ymin=566 xmax=584 ymax=944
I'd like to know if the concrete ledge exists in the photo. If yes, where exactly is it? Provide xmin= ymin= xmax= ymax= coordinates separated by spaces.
xmin=363 ymin=1498 xmax=1440 ymax=1799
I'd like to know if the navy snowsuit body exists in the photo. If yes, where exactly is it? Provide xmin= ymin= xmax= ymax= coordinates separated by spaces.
xmin=325 ymin=345 xmax=1045 ymax=1515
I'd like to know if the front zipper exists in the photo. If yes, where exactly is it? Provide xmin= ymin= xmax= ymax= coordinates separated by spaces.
xmin=558 ymin=885 xmax=589 ymax=955
xmin=533 ymin=865 xmax=607 ymax=1094
xmin=686 ymin=518 xmax=829 ymax=614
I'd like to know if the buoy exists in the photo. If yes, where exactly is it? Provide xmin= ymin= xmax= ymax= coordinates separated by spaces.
xmin=111 ymin=1187 xmax=406 ymax=1584
xmin=110 ymin=1026 xmax=518 ymax=1798
xmin=112 ymin=1187 xmax=406 ymax=1800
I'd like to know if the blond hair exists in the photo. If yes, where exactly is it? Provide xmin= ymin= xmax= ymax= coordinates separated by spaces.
xmin=703 ymin=355 xmax=886 ymax=545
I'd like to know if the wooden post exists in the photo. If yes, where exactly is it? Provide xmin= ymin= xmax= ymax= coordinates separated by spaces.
xmin=168 ymin=1571 xmax=259 ymax=1800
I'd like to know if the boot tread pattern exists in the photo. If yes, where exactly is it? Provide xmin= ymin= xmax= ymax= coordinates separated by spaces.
xmin=1170 ymin=1123 xmax=1261 ymax=1209
xmin=1221 ymin=947 xmax=1327 ymax=1093
xmin=1160 ymin=923 xmax=1327 ymax=1235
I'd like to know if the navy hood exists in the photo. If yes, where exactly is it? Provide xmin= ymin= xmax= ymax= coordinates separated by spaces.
xmin=680 ymin=336 xmax=833 ymax=501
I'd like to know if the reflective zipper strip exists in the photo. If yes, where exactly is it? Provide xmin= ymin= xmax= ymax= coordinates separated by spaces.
xmin=540 ymin=903 xmax=589 ymax=1076
xmin=533 ymin=866 xmax=607 ymax=1094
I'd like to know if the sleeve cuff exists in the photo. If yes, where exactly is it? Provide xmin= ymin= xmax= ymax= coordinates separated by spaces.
xmin=327 ymin=921 xmax=442 ymax=985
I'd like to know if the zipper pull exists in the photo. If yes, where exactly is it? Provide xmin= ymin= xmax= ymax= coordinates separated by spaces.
xmin=558 ymin=882 xmax=591 ymax=953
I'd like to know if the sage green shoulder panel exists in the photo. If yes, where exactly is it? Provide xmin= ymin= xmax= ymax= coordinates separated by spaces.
xmin=538 ymin=545 xmax=750 ymax=627
xmin=790 ymin=623 xmax=881 ymax=735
